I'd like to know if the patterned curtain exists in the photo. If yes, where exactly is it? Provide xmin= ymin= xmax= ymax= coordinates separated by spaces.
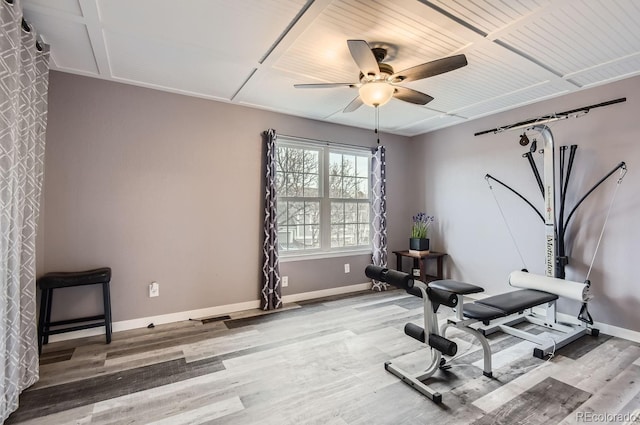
xmin=261 ymin=129 xmax=282 ymax=310
xmin=1 ymin=0 xmax=50 ymax=421
xmin=371 ymin=145 xmax=388 ymax=291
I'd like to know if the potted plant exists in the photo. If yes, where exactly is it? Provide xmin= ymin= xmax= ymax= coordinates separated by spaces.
xmin=410 ymin=213 xmax=434 ymax=251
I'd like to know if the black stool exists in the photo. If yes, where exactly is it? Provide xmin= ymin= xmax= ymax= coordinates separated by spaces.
xmin=37 ymin=267 xmax=112 ymax=354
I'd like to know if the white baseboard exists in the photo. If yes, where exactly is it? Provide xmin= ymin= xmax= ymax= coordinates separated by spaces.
xmin=282 ymin=281 xmax=372 ymax=303
xmin=554 ymin=311 xmax=640 ymax=343
xmin=48 ymin=282 xmax=639 ymax=345
xmin=48 ymin=282 xmax=372 ymax=343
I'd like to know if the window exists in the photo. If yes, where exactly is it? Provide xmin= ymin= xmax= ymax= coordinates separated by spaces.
xmin=276 ymin=137 xmax=371 ymax=257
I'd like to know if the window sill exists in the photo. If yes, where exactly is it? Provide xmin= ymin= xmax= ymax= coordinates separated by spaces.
xmin=280 ymin=249 xmax=372 ymax=263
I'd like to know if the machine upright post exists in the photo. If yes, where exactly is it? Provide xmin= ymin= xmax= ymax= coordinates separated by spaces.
xmin=533 ymin=125 xmax=557 ymax=278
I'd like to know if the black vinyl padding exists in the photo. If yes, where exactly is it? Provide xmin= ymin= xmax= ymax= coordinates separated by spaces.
xmin=365 ymin=265 xmax=414 ymax=290
xmin=427 ymin=287 xmax=458 ymax=308
xmin=429 ymin=280 xmax=484 ymax=295
xmin=38 ymin=268 xmax=111 ymax=289
xmin=462 ymin=303 xmax=507 ymax=321
xmin=475 ymin=289 xmax=558 ymax=313
xmin=462 ymin=289 xmax=558 ymax=321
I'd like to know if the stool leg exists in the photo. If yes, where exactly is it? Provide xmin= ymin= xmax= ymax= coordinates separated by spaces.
xmin=38 ymin=288 xmax=49 ymax=354
xmin=102 ymin=281 xmax=112 ymax=344
xmin=44 ymin=288 xmax=53 ymax=345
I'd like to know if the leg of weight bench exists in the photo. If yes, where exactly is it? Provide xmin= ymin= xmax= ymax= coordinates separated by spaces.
xmin=441 ymin=321 xmax=493 ymax=378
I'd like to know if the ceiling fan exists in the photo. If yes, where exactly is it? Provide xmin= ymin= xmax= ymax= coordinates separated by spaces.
xmin=294 ymin=40 xmax=467 ymax=112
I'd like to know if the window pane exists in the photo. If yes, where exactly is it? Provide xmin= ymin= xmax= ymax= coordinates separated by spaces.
xmin=277 ymin=201 xmax=288 ymax=225
xmin=331 ymin=225 xmax=344 ymax=247
xmin=292 ymin=172 xmax=307 ymax=196
xmin=329 ymin=153 xmax=342 ymax=175
xmin=276 ymin=147 xmax=287 ymax=172
xmin=288 ymin=202 xmax=304 ymax=224
xmin=343 ymin=155 xmax=356 ymax=176
xmin=288 ymin=148 xmax=304 ymax=173
xmin=329 ymin=175 xmax=342 ymax=198
xmin=358 ymin=224 xmax=370 ymax=245
xmin=275 ymin=171 xmax=285 ymax=195
xmin=305 ymin=202 xmax=320 ymax=224
xmin=278 ymin=226 xmax=289 ymax=250
xmin=356 ymin=156 xmax=368 ymax=177
xmin=343 ymin=177 xmax=356 ymax=198
xmin=331 ymin=202 xmax=344 ymax=224
xmin=305 ymin=225 xmax=320 ymax=249
xmin=287 ymin=224 xmax=305 ymax=249
xmin=304 ymin=174 xmax=319 ymax=197
xmin=357 ymin=203 xmax=369 ymax=223
xmin=345 ymin=202 xmax=357 ymax=223
xmin=305 ymin=150 xmax=319 ymax=173
xmin=356 ymin=178 xmax=368 ymax=199
xmin=344 ymin=224 xmax=357 ymax=246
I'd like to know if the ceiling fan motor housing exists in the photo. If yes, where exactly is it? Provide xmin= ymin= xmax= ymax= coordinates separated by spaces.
xmin=360 ymin=62 xmax=395 ymax=82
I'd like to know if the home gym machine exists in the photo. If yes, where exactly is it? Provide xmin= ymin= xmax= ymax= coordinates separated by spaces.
xmin=364 ymin=98 xmax=628 ymax=404
xmin=477 ymin=97 xmax=627 ymax=326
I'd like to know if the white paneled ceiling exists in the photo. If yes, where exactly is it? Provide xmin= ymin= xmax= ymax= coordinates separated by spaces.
xmin=22 ymin=0 xmax=640 ymax=136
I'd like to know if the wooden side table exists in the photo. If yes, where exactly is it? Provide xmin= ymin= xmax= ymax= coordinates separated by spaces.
xmin=392 ymin=250 xmax=448 ymax=282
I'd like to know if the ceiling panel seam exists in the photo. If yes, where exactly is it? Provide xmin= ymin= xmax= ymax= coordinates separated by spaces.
xmin=417 ymin=0 xmax=488 ymax=37
xmin=230 ymin=68 xmax=258 ymax=102
xmin=259 ymin=0 xmax=315 ymax=64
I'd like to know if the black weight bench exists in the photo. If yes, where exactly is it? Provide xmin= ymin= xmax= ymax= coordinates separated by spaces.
xmin=37 ymin=268 xmax=112 ymax=354
xmin=430 ymin=280 xmax=558 ymax=323
xmin=365 ymin=265 xmax=596 ymax=404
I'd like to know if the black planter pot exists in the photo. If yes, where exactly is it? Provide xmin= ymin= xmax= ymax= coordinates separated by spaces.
xmin=410 ymin=237 xmax=429 ymax=251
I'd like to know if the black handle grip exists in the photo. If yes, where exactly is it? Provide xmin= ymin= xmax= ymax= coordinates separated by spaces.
xmin=365 ymin=265 xmax=414 ymax=290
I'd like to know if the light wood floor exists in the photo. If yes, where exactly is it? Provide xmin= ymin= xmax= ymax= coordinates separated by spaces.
xmin=6 ymin=289 xmax=640 ymax=425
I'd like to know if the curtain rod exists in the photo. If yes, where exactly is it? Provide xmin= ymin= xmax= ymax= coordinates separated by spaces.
xmin=277 ymin=133 xmax=377 ymax=152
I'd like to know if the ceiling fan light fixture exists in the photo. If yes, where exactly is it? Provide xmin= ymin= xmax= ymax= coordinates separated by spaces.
xmin=359 ymin=81 xmax=394 ymax=107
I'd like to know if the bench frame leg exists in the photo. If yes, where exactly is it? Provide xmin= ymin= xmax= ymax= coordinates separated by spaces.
xmin=476 ymin=300 xmax=593 ymax=358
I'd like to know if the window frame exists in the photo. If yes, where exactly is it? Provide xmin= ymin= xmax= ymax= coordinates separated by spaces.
xmin=275 ymin=136 xmax=373 ymax=260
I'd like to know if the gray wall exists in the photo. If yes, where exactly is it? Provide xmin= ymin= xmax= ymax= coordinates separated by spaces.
xmin=410 ymin=75 xmax=639 ymax=332
xmin=41 ymin=72 xmax=414 ymax=322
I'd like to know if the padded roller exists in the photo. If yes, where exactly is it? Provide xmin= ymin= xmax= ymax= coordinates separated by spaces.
xmin=429 ymin=334 xmax=457 ymax=356
xmin=404 ymin=323 xmax=426 ymax=343
xmin=427 ymin=287 xmax=458 ymax=308
xmin=365 ymin=265 xmax=414 ymax=290
xmin=406 ymin=286 xmax=423 ymax=298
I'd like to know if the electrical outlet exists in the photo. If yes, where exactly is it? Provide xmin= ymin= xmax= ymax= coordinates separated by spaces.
xmin=282 ymin=276 xmax=289 ymax=287
xmin=344 ymin=263 xmax=350 ymax=273
xmin=149 ymin=281 xmax=159 ymax=297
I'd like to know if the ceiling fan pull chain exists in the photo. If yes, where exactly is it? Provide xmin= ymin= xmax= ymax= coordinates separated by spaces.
xmin=375 ymin=106 xmax=380 ymax=144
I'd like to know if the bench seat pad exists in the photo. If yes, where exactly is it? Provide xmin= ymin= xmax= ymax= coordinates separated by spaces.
xmin=462 ymin=303 xmax=507 ymax=321
xmin=475 ymin=289 xmax=558 ymax=314
xmin=38 ymin=268 xmax=112 ymax=289
xmin=429 ymin=280 xmax=484 ymax=295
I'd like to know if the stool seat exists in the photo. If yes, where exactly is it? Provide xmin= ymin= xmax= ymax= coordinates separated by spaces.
xmin=37 ymin=267 xmax=112 ymax=354
xmin=38 ymin=268 xmax=111 ymax=289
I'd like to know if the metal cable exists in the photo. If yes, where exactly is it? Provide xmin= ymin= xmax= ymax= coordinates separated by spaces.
xmin=585 ymin=167 xmax=626 ymax=280
xmin=486 ymin=177 xmax=528 ymax=270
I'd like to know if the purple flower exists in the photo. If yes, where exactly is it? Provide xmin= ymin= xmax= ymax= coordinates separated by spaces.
xmin=411 ymin=213 xmax=435 ymax=238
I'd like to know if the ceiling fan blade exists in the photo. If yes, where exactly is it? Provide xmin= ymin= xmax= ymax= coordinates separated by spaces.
xmin=393 ymin=87 xmax=434 ymax=105
xmin=294 ymin=83 xmax=356 ymax=89
xmin=343 ymin=96 xmax=364 ymax=113
xmin=391 ymin=54 xmax=467 ymax=83
xmin=347 ymin=40 xmax=380 ymax=77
